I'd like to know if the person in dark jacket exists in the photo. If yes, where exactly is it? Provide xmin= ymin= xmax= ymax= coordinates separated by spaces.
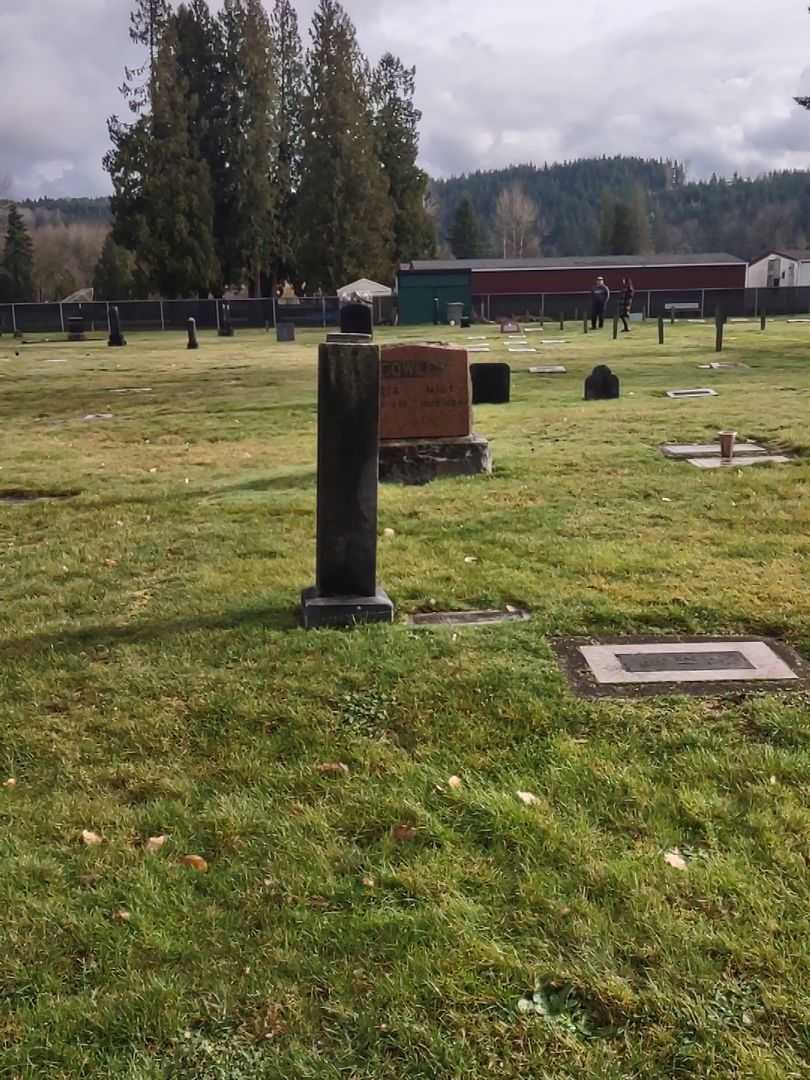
xmin=591 ymin=276 xmax=610 ymax=329
xmin=620 ymin=277 xmax=635 ymax=332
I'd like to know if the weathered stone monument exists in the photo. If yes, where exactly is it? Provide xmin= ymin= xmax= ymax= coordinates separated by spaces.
xmin=108 ymin=306 xmax=126 ymax=347
xmin=378 ymin=343 xmax=491 ymax=484
xmin=471 ymin=362 xmax=511 ymax=404
xmin=218 ymin=303 xmax=235 ymax=337
xmin=187 ymin=317 xmax=199 ymax=350
xmin=301 ymin=341 xmax=393 ymax=628
xmin=340 ymin=302 xmax=373 ymax=337
xmin=276 ymin=321 xmax=295 ymax=342
xmin=67 ymin=316 xmax=86 ymax=342
xmin=584 ymin=364 xmax=620 ymax=400
xmin=500 ymin=320 xmax=521 ymax=334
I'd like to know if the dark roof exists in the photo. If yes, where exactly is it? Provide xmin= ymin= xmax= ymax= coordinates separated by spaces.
xmin=400 ymin=253 xmax=745 ymax=273
xmin=750 ymin=249 xmax=810 ymax=264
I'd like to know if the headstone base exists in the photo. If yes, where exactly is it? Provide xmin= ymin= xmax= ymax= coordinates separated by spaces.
xmin=379 ymin=434 xmax=492 ymax=486
xmin=326 ymin=332 xmax=373 ymax=344
xmin=300 ymin=585 xmax=394 ymax=629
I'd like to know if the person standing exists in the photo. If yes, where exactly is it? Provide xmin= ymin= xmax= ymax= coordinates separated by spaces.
xmin=620 ymin=277 xmax=635 ymax=332
xmin=591 ymin=276 xmax=610 ymax=329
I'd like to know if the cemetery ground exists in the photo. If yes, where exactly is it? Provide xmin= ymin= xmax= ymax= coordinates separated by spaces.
xmin=1 ymin=319 xmax=810 ymax=1080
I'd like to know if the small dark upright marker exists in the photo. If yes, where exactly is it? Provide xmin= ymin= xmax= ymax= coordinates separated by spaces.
xmin=715 ymin=309 xmax=724 ymax=353
xmin=187 ymin=317 xmax=199 ymax=350
xmin=108 ymin=305 xmax=126 ymax=347
xmin=583 ymin=317 xmax=588 ymax=335
xmin=658 ymin=316 xmax=665 ymax=345
xmin=613 ymin=312 xmax=618 ymax=340
xmin=760 ymin=311 xmax=767 ymax=331
xmin=559 ymin=312 xmax=564 ymax=330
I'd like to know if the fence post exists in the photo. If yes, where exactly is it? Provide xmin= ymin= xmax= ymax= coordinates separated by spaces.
xmin=647 ymin=290 xmax=652 ymax=319
xmin=215 ymin=300 xmax=221 ymax=333
xmin=322 ymin=296 xmax=327 ymax=328
xmin=753 ymin=288 xmax=758 ymax=318
xmin=11 ymin=304 xmax=16 ymax=335
xmin=59 ymin=302 xmax=65 ymax=333
xmin=272 ymin=295 xmax=277 ymax=328
xmin=160 ymin=299 xmax=165 ymax=331
xmin=700 ymin=289 xmax=705 ymax=318
xmin=106 ymin=302 xmax=111 ymax=334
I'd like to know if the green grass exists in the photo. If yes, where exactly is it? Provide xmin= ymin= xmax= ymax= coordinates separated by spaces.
xmin=1 ymin=318 xmax=809 ymax=1078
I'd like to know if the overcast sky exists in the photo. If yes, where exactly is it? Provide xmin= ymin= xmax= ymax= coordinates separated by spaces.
xmin=3 ymin=0 xmax=810 ymax=198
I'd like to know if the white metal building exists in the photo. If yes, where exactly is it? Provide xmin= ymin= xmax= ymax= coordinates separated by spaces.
xmin=747 ymin=250 xmax=810 ymax=289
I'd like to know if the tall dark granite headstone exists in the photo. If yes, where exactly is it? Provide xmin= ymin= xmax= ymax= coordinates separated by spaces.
xmin=301 ymin=341 xmax=393 ymax=628
xmin=584 ymin=364 xmax=620 ymax=400
xmin=277 ymin=321 xmax=295 ymax=342
xmin=67 ymin=316 xmax=86 ymax=342
xmin=218 ymin=303 xmax=235 ymax=337
xmin=471 ymin=362 xmax=511 ymax=405
xmin=340 ymin=302 xmax=373 ymax=337
xmin=187 ymin=317 xmax=199 ymax=350
xmin=108 ymin=306 xmax=126 ymax=347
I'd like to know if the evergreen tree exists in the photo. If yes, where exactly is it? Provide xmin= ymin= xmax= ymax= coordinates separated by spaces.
xmin=371 ymin=53 xmax=435 ymax=263
xmin=138 ymin=22 xmax=218 ymax=296
xmin=173 ymin=1 xmax=228 ymax=293
xmin=270 ymin=0 xmax=305 ymax=287
xmin=218 ymin=0 xmax=277 ymax=294
xmin=449 ymin=196 xmax=483 ymax=258
xmin=93 ymin=234 xmax=136 ymax=300
xmin=2 ymin=204 xmax=35 ymax=301
xmin=122 ymin=0 xmax=172 ymax=113
xmin=295 ymin=0 xmax=394 ymax=291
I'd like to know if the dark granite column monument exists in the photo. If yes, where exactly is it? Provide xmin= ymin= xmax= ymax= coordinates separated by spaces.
xmin=301 ymin=341 xmax=394 ymax=629
xmin=108 ymin=305 xmax=126 ymax=347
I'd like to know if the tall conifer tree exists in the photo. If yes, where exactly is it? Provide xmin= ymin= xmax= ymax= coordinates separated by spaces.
xmin=296 ymin=0 xmax=394 ymax=291
xmin=449 ymin=196 xmax=482 ymax=258
xmin=270 ymin=0 xmax=304 ymax=286
xmin=2 ymin=204 xmax=34 ymax=301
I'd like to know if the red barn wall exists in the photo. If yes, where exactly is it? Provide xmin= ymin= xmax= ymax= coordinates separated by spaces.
xmin=472 ymin=265 xmax=745 ymax=295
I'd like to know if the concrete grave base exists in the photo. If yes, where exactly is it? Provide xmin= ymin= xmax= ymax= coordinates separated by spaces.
xmin=688 ymin=454 xmax=793 ymax=469
xmin=379 ymin=434 xmax=492 ymax=485
xmin=552 ymin=636 xmax=806 ymax=698
xmin=300 ymin=586 xmax=394 ymax=629
xmin=326 ymin=332 xmax=373 ymax=344
xmin=408 ymin=609 xmax=531 ymax=627
xmin=660 ymin=442 xmax=767 ymax=459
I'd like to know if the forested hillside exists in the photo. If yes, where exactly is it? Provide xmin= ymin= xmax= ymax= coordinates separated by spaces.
xmin=432 ymin=158 xmax=810 ymax=260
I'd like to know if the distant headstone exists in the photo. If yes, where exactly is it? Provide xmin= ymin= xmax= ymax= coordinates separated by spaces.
xmin=665 ymin=388 xmax=717 ymax=399
xmin=107 ymin=306 xmax=126 ymax=347
xmin=433 ymin=297 xmax=440 ymax=325
xmin=658 ymin=317 xmax=665 ymax=345
xmin=340 ymin=302 xmax=373 ymax=337
xmin=584 ymin=364 xmax=620 ymax=400
xmin=218 ymin=303 xmax=235 ymax=337
xmin=67 ymin=316 xmax=86 ymax=342
xmin=276 ymin=321 xmax=295 ymax=343
xmin=471 ymin=362 xmax=510 ymax=404
xmin=460 ymin=315 xmax=471 ymax=328
xmin=529 ymin=365 xmax=567 ymax=374
xmin=300 ymin=341 xmax=393 ymax=628
xmin=500 ymin=320 xmax=521 ymax=334
xmin=187 ymin=317 xmax=199 ymax=350
xmin=380 ymin=344 xmax=471 ymax=440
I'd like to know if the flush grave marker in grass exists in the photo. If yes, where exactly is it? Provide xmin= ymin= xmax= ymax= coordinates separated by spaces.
xmin=666 ymin=388 xmax=718 ymax=399
xmin=553 ymin=637 xmax=804 ymax=697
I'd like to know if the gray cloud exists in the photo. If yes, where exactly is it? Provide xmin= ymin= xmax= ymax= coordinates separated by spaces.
xmin=2 ymin=0 xmax=810 ymax=198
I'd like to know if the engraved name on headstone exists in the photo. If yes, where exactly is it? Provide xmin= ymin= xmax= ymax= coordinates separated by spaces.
xmin=380 ymin=344 xmax=471 ymax=440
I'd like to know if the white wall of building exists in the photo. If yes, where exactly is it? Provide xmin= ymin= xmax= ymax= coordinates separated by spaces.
xmin=746 ymin=253 xmax=810 ymax=288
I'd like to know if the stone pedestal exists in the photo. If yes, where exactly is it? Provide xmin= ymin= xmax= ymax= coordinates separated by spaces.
xmin=379 ymin=434 xmax=492 ymax=486
xmin=301 ymin=341 xmax=394 ymax=629
xmin=67 ymin=316 xmax=86 ymax=342
xmin=326 ymin=332 xmax=373 ymax=344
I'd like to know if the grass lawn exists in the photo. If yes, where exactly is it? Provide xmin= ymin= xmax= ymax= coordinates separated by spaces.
xmin=1 ymin=318 xmax=809 ymax=1079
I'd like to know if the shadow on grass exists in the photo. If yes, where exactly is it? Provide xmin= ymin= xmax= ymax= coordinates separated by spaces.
xmin=0 ymin=603 xmax=299 ymax=659
xmin=89 ymin=470 xmax=317 ymax=508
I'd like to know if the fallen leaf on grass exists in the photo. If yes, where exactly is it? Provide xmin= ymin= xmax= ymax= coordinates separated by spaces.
xmin=145 ymin=835 xmax=168 ymax=854
xmin=180 ymin=854 xmax=208 ymax=873
xmin=81 ymin=829 xmax=104 ymax=846
xmin=316 ymin=762 xmax=350 ymax=776
xmin=447 ymin=775 xmax=463 ymax=790
xmin=103 ymin=559 xmax=118 ymax=568
xmin=382 ymin=528 xmax=395 ymax=539
xmin=112 ymin=910 xmax=131 ymax=924
xmin=391 ymin=824 xmax=417 ymax=842
xmin=3 ymin=778 xmax=16 ymax=788
xmin=517 ymin=791 xmax=540 ymax=806
xmin=664 ymin=848 xmax=688 ymax=871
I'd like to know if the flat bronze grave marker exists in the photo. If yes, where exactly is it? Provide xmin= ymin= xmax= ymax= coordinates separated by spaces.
xmin=552 ymin=637 xmax=804 ymax=697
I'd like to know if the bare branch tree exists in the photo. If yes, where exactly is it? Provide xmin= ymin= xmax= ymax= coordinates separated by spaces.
xmin=494 ymin=182 xmax=540 ymax=258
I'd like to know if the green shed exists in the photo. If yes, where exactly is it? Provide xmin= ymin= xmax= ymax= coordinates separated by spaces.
xmin=397 ymin=266 xmax=472 ymax=325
